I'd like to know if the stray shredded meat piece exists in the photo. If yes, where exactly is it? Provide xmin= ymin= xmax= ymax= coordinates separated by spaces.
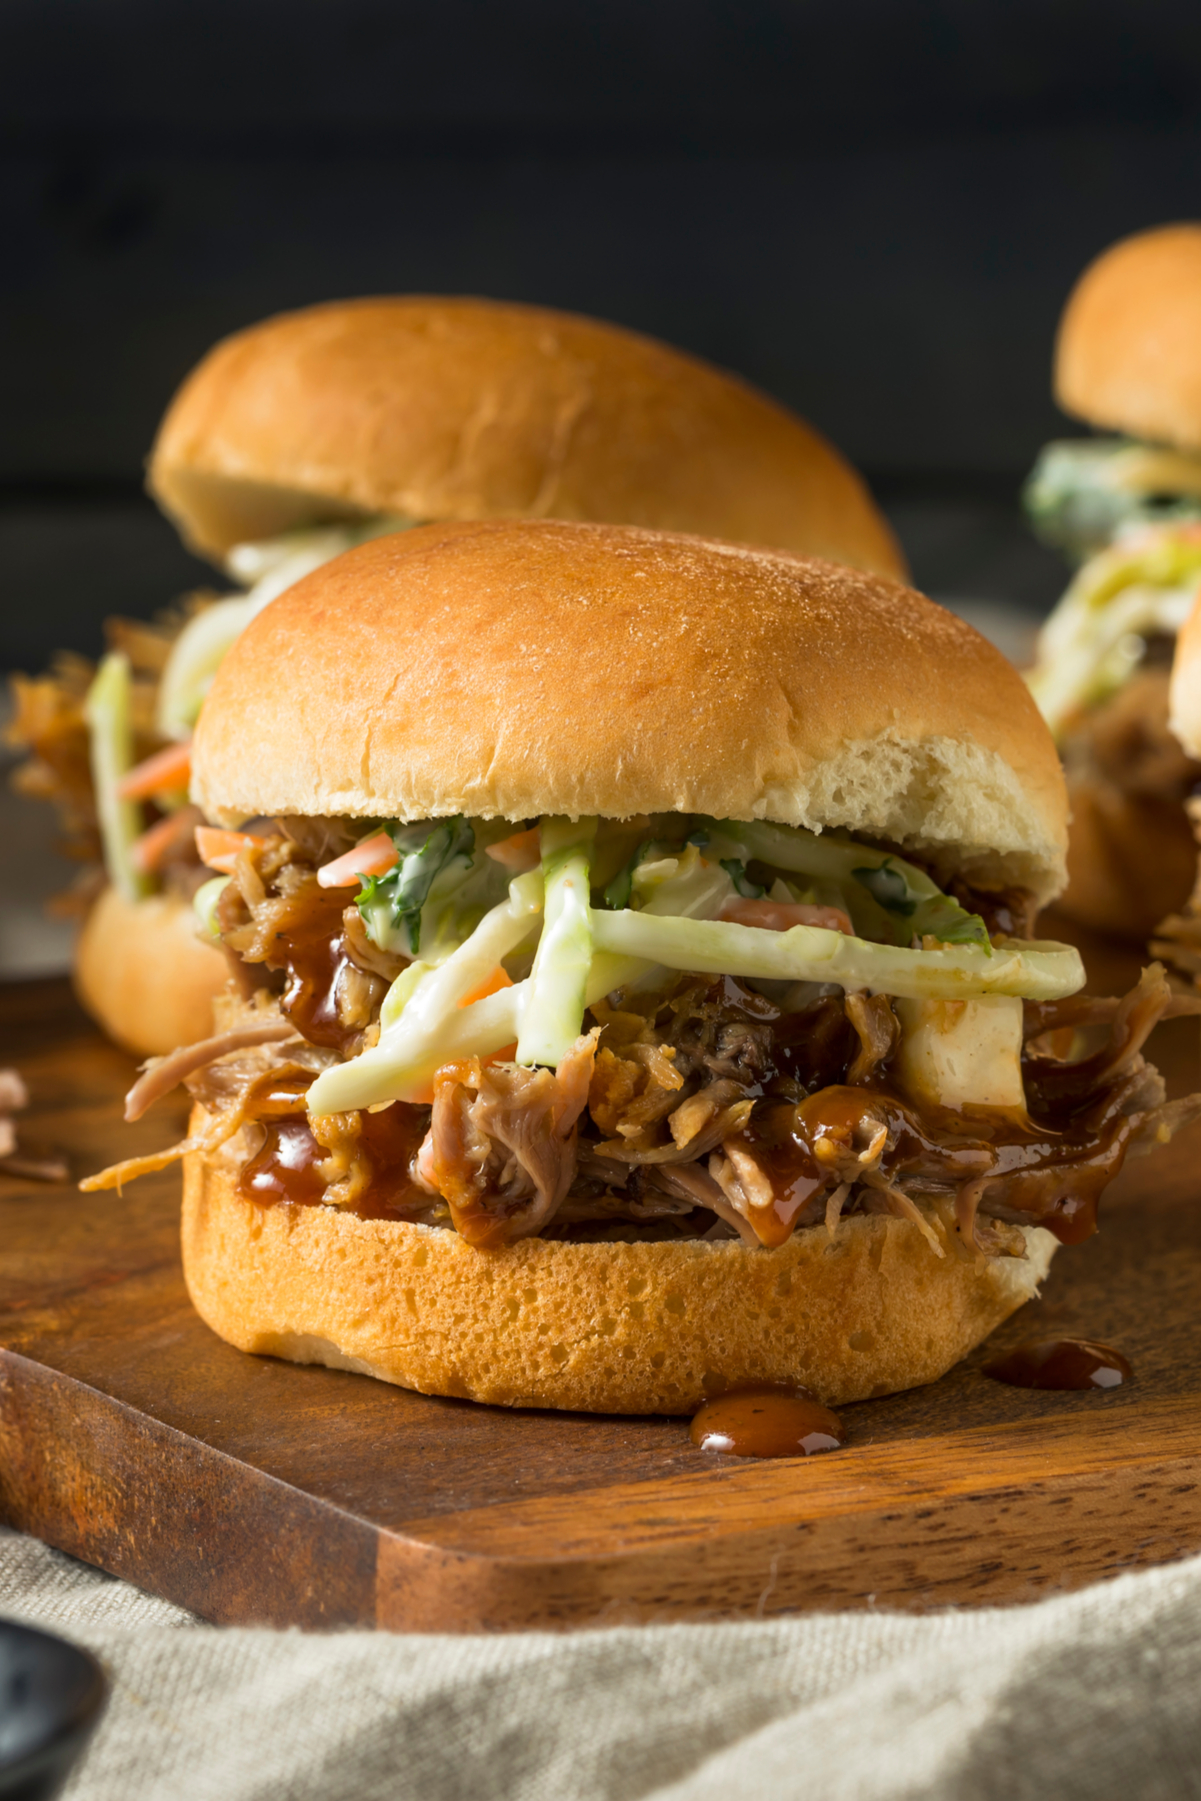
xmin=0 ymin=1067 xmax=66 ymax=1184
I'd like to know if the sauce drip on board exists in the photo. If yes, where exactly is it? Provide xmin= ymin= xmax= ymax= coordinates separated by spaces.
xmin=983 ymin=1338 xmax=1132 ymax=1390
xmin=690 ymin=1384 xmax=845 ymax=1458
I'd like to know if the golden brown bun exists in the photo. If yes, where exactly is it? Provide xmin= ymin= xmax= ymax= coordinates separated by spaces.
xmin=1056 ymin=224 xmax=1201 ymax=449
xmin=147 ymin=296 xmax=903 ymax=578
xmin=1055 ymin=772 xmax=1197 ymax=940
xmin=192 ymin=520 xmax=1068 ymax=900
xmin=73 ymin=885 xmax=227 ymax=1057
xmin=1170 ymin=591 xmax=1201 ymax=759
xmin=182 ymin=1142 xmax=1057 ymax=1413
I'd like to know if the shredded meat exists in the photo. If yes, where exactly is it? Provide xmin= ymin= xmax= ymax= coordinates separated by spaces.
xmin=844 ymin=993 xmax=899 ymax=1085
xmin=124 ymin=1020 xmax=300 ymax=1120
xmin=214 ymin=832 xmax=401 ymax=1055
xmin=1066 ymin=670 xmax=1200 ymax=803
xmin=0 ymin=1067 xmax=67 ymax=1183
xmin=420 ymin=1031 xmax=599 ymax=1247
xmin=6 ymin=602 xmax=216 ymax=875
xmin=79 ymin=835 xmax=1201 ymax=1263
xmin=82 ymin=995 xmax=337 ymax=1192
xmin=1060 ymin=673 xmax=1201 ymax=936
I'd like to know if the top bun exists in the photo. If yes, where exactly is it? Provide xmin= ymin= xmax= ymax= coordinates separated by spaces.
xmin=1056 ymin=224 xmax=1201 ymax=450
xmin=1170 ymin=591 xmax=1201 ymax=758
xmin=192 ymin=520 xmax=1067 ymax=901
xmin=147 ymin=296 xmax=903 ymax=578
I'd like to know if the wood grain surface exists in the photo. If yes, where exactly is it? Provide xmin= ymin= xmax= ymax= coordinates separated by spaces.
xmin=1 ymin=949 xmax=1199 ymax=1632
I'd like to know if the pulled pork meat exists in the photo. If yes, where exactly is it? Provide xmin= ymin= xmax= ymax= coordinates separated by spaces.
xmin=418 ymin=1031 xmax=599 ymax=1247
xmin=86 ymin=828 xmax=1201 ymax=1260
xmin=1059 ymin=669 xmax=1201 ymax=936
xmin=0 ymin=1068 xmax=67 ymax=1183
xmin=7 ymin=604 xmax=222 ymax=903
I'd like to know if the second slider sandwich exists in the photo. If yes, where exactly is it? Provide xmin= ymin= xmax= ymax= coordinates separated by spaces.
xmin=1024 ymin=224 xmax=1201 ymax=937
xmin=86 ymin=522 xmax=1201 ymax=1413
xmin=15 ymin=296 xmax=902 ymax=1057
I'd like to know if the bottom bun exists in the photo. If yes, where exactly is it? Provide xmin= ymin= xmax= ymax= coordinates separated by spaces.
xmin=74 ymin=885 xmax=228 ymax=1058
xmin=1056 ymin=770 xmax=1197 ymax=940
xmin=182 ymin=1145 xmax=1058 ymax=1414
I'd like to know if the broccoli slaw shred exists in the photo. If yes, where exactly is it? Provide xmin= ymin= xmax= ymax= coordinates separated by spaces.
xmin=82 ymin=811 xmax=1201 ymax=1260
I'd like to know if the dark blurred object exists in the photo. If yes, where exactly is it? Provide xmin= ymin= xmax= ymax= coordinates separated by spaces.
xmin=0 ymin=1619 xmax=106 ymax=1799
xmin=2 ymin=0 xmax=1201 ymax=663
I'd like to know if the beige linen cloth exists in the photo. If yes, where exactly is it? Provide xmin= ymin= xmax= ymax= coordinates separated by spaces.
xmin=5 ymin=1527 xmax=1199 ymax=1801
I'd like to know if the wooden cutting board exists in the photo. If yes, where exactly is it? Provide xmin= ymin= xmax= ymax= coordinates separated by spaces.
xmin=1 ymin=958 xmax=1200 ymax=1632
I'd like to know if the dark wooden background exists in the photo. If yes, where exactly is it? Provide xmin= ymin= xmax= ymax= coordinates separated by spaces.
xmin=3 ymin=0 xmax=1201 ymax=672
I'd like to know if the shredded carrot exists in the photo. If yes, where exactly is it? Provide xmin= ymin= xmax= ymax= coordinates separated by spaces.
xmin=132 ymin=811 xmax=194 ymax=875
xmin=117 ymin=739 xmax=192 ymax=800
xmin=316 ymin=831 xmax=398 ymax=890
xmin=482 ymin=1042 xmax=519 ymax=1067
xmin=458 ymin=967 xmax=514 ymax=1009
xmin=485 ymin=826 xmax=541 ymax=873
xmin=719 ymin=897 xmax=854 ymax=936
xmin=195 ymin=826 xmax=261 ymax=874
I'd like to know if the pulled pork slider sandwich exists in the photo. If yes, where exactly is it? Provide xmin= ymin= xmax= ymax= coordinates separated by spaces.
xmin=1025 ymin=224 xmax=1201 ymax=937
xmin=15 ymin=296 xmax=903 ymax=1058
xmin=84 ymin=521 xmax=1201 ymax=1414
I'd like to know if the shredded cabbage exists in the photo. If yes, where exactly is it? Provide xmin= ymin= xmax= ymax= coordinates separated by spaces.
xmin=378 ymin=960 xmax=434 ymax=1032
xmin=516 ymin=818 xmax=596 ymax=1068
xmin=84 ymin=652 xmax=149 ymax=903
xmin=589 ymin=910 xmax=1082 ymax=1002
xmin=692 ymin=819 xmax=989 ymax=949
xmin=307 ymin=875 xmax=542 ymax=1113
xmin=358 ymin=817 xmax=477 ymax=956
xmin=157 ymin=515 xmax=415 ymax=738
xmin=720 ymin=857 xmax=766 ymax=899
xmin=193 ymin=875 xmax=229 ymax=942
xmin=301 ymin=810 xmax=1082 ymax=1112
xmin=1027 ymin=522 xmax=1201 ymax=735
xmin=1024 ymin=437 xmax=1201 ymax=559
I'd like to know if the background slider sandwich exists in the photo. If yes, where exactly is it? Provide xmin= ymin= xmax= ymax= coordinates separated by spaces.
xmin=84 ymin=522 xmax=1201 ymax=1414
xmin=13 ymin=296 xmax=902 ymax=1058
xmin=1024 ymin=224 xmax=1201 ymax=937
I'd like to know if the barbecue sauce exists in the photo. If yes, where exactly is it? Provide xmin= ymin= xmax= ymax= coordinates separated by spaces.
xmin=706 ymin=978 xmax=1131 ymax=1249
xmin=984 ymin=1338 xmax=1131 ymax=1390
xmin=237 ymin=945 xmax=1144 ymax=1251
xmin=268 ymin=888 xmax=361 ymax=1054
xmin=241 ymin=1116 xmax=327 ymax=1207
xmin=239 ymin=1104 xmax=430 ymax=1220
xmin=690 ymin=1384 xmax=845 ymax=1458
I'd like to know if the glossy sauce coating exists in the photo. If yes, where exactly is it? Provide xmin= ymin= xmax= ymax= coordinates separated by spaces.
xmin=690 ymin=1384 xmax=845 ymax=1458
xmin=270 ymin=888 xmax=361 ymax=1055
xmin=237 ymin=942 xmax=1142 ymax=1249
xmin=715 ymin=973 xmax=1138 ymax=1248
xmin=983 ymin=1337 xmax=1132 ymax=1390
xmin=239 ymin=1104 xmax=430 ymax=1220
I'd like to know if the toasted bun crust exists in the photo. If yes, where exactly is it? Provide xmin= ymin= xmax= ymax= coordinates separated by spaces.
xmin=182 ymin=1143 xmax=1057 ymax=1413
xmin=74 ymin=886 xmax=227 ymax=1057
xmin=147 ymin=297 xmax=903 ymax=577
xmin=1056 ymin=224 xmax=1201 ymax=449
xmin=192 ymin=519 xmax=1069 ymax=900
xmin=1170 ymin=592 xmax=1201 ymax=759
